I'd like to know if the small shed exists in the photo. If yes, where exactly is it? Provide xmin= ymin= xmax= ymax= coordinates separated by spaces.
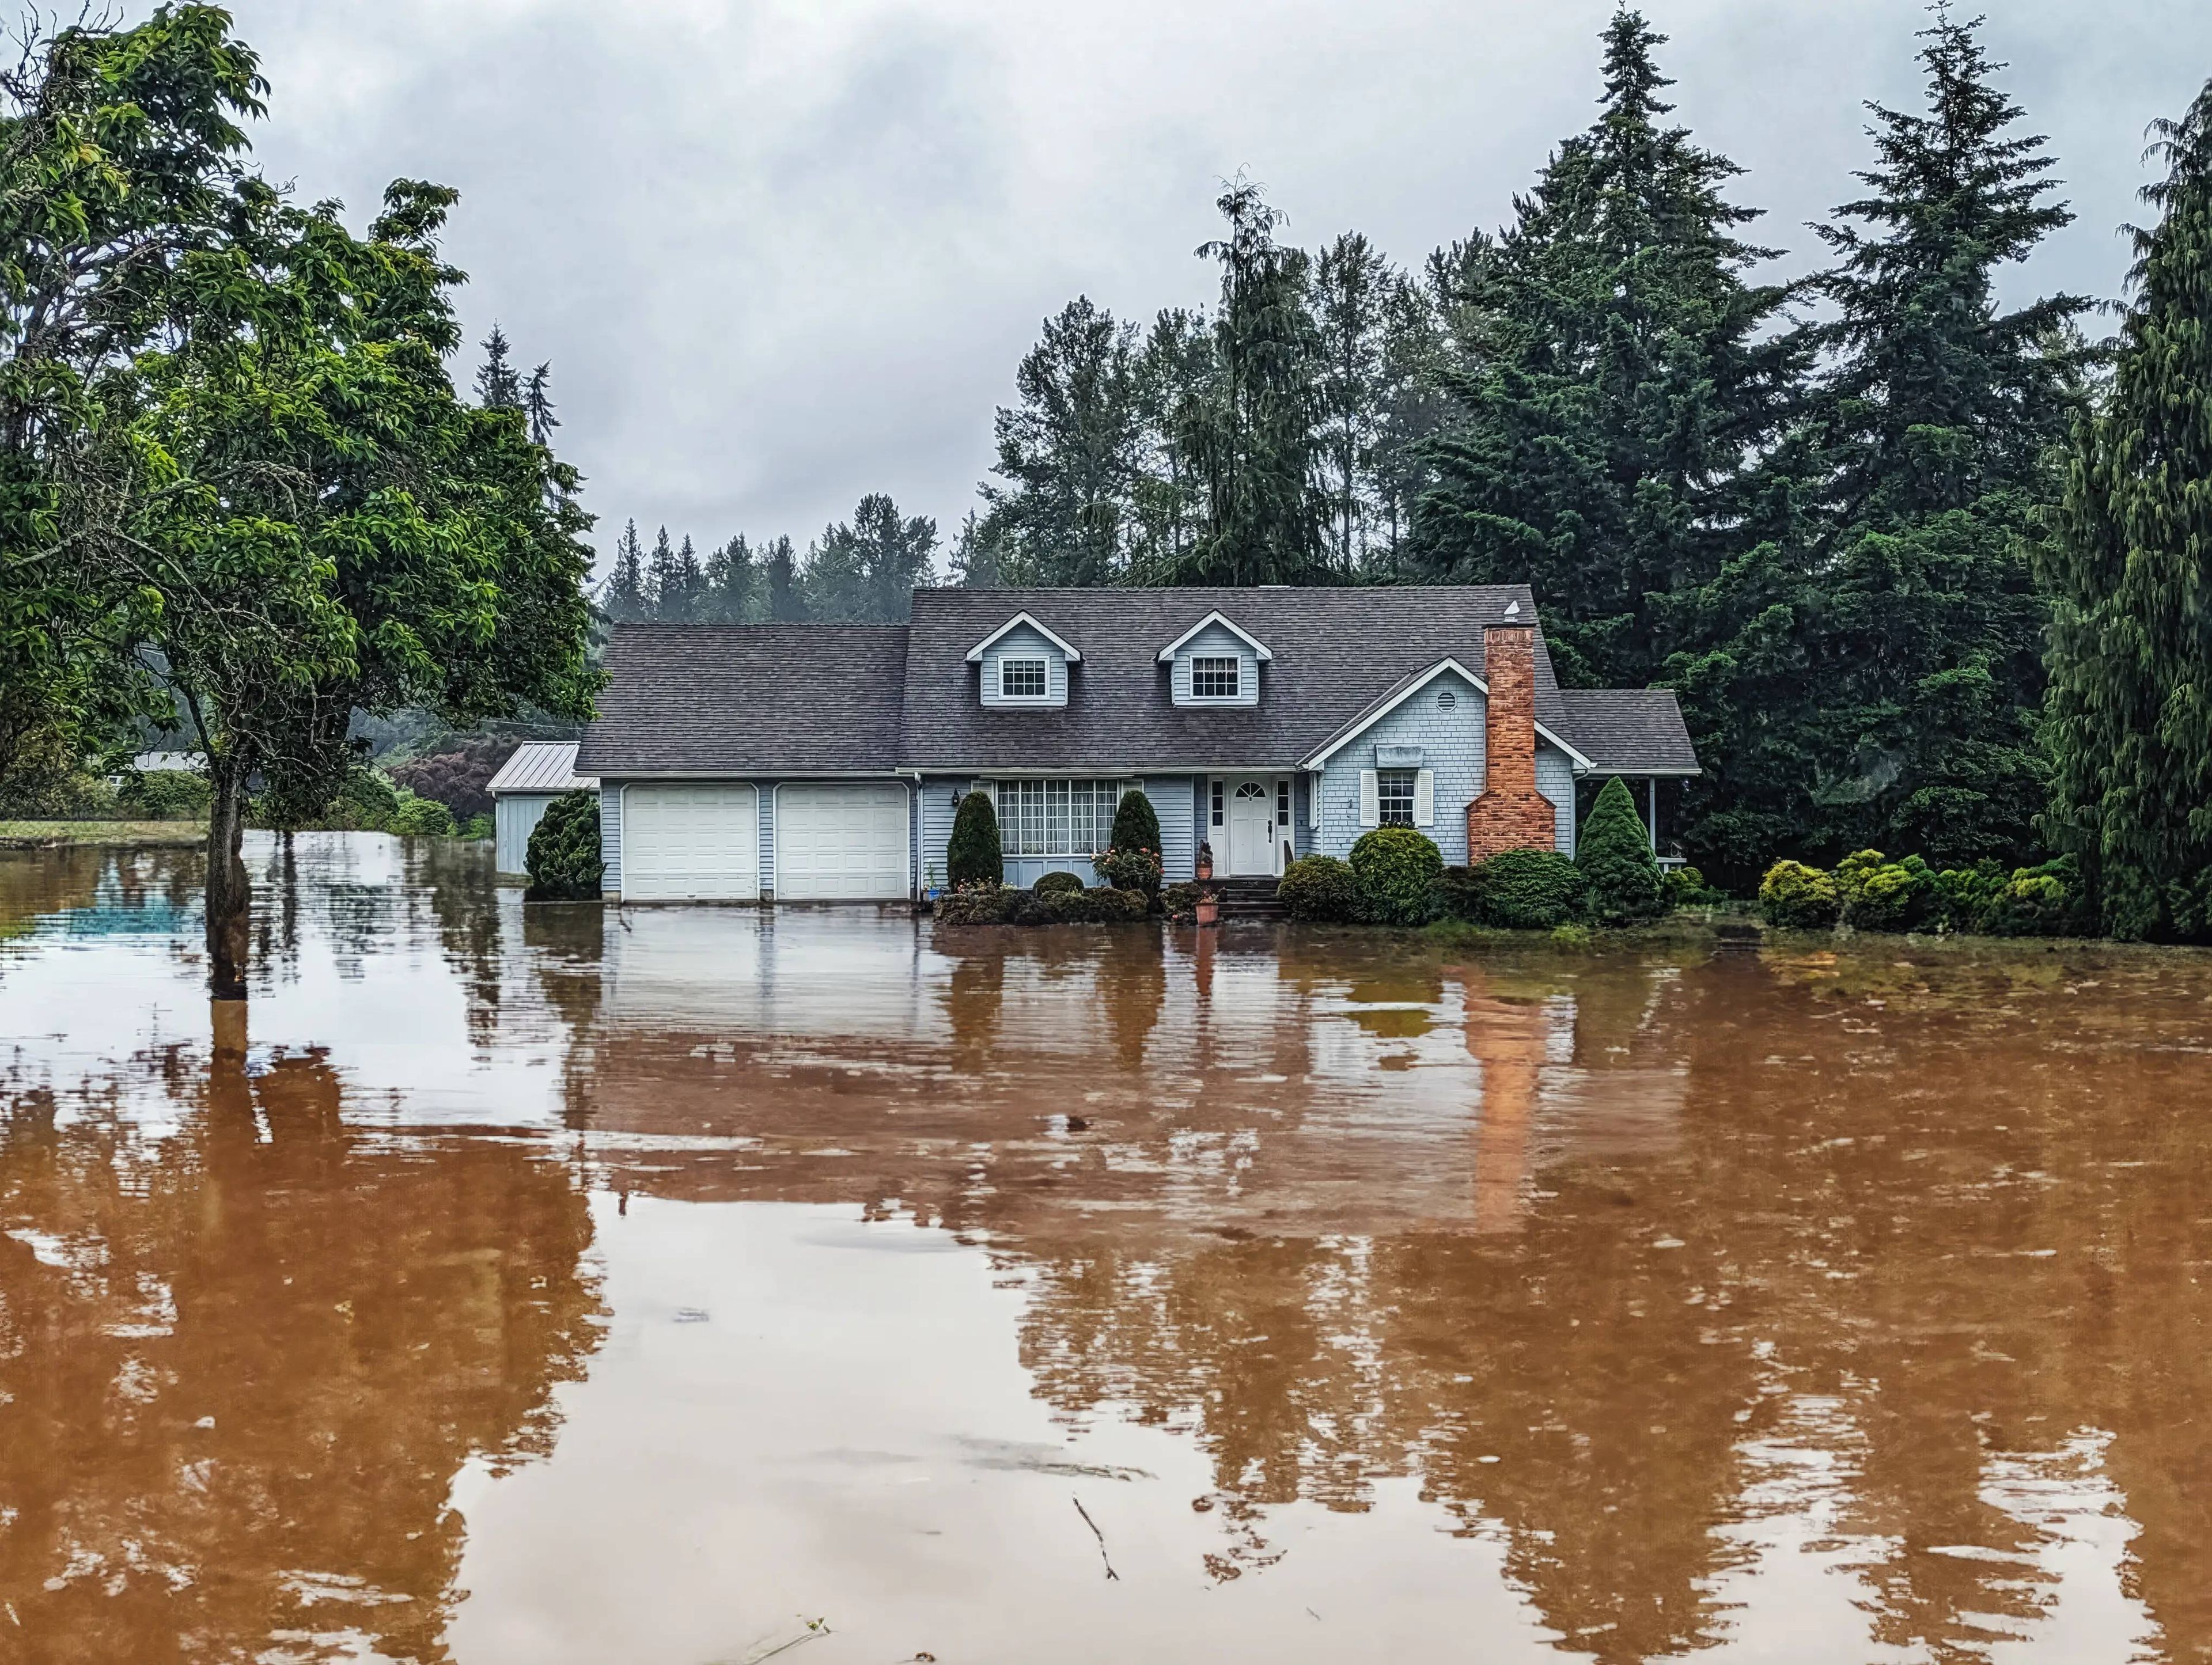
xmin=487 ymin=742 xmax=597 ymax=877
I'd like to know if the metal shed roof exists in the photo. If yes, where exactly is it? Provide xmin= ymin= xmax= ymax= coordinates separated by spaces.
xmin=486 ymin=741 xmax=596 ymax=795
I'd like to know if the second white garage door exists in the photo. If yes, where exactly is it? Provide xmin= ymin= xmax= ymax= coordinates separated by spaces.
xmin=775 ymin=783 xmax=910 ymax=900
xmin=622 ymin=784 xmax=759 ymax=901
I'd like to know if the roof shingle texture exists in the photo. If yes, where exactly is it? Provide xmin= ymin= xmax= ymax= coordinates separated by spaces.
xmin=1556 ymin=690 xmax=1701 ymax=775
xmin=575 ymin=625 xmax=910 ymax=775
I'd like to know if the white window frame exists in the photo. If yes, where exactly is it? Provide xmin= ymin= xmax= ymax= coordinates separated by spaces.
xmin=997 ymin=656 xmax=1051 ymax=702
xmin=984 ymin=778 xmax=1139 ymax=859
xmin=1376 ymin=767 xmax=1418 ymax=826
xmin=1188 ymin=655 xmax=1241 ymax=700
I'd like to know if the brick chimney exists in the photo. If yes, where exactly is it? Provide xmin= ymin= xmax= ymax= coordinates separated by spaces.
xmin=1464 ymin=616 xmax=1558 ymax=859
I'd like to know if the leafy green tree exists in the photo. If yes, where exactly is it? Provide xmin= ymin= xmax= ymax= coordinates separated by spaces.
xmin=1667 ymin=10 xmax=2088 ymax=877
xmin=946 ymin=790 xmax=1002 ymax=888
xmin=474 ymin=324 xmax=521 ymax=409
xmin=600 ymin=519 xmax=647 ymax=621
xmin=1576 ymin=776 xmax=1664 ymax=922
xmin=1311 ymin=232 xmax=1394 ymax=574
xmin=2039 ymin=76 xmax=2212 ymax=940
xmin=1128 ymin=307 xmax=1214 ymax=577
xmin=1175 ymin=179 xmax=1327 ymax=586
xmin=804 ymin=494 xmax=936 ymax=621
xmin=982 ymin=297 xmax=1141 ymax=585
xmin=1408 ymin=10 xmax=1806 ymax=688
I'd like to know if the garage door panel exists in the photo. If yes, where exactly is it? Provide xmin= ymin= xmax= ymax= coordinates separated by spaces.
xmin=623 ymin=784 xmax=759 ymax=901
xmin=776 ymin=784 xmax=908 ymax=900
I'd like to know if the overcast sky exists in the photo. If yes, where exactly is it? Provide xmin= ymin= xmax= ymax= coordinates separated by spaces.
xmin=217 ymin=0 xmax=2212 ymax=575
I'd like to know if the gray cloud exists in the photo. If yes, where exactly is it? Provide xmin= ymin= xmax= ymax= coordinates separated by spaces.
xmin=218 ymin=0 xmax=2212 ymax=572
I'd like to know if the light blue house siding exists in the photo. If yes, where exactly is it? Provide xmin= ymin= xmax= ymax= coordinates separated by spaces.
xmin=1169 ymin=622 xmax=1262 ymax=707
xmin=977 ymin=623 xmax=1070 ymax=708
xmin=599 ymin=782 xmax=623 ymax=893
xmin=589 ymin=780 xmax=807 ymax=899
xmin=1312 ymin=669 xmax=1578 ymax=865
xmin=915 ymin=774 xmax=1197 ymax=890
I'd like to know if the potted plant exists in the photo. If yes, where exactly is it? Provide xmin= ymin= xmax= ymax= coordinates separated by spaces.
xmin=1195 ymin=886 xmax=1219 ymax=927
xmin=1196 ymin=840 xmax=1214 ymax=881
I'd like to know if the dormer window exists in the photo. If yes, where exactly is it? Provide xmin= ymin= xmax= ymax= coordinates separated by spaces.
xmin=1190 ymin=657 xmax=1240 ymax=700
xmin=999 ymin=657 xmax=1048 ymax=700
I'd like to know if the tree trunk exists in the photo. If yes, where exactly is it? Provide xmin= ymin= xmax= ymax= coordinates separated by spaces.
xmin=206 ymin=757 xmax=252 ymax=1000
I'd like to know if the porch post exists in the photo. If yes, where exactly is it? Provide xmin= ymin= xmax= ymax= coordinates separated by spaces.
xmin=1648 ymin=778 xmax=1659 ymax=854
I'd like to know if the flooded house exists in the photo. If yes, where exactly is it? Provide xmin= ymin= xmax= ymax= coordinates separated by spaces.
xmin=573 ymin=585 xmax=1699 ymax=902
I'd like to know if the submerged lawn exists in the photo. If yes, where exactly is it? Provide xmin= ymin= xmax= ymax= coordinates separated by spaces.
xmin=0 ymin=819 xmax=206 ymax=848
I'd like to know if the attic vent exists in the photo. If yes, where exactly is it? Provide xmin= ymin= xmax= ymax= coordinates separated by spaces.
xmin=1437 ymin=689 xmax=1457 ymax=711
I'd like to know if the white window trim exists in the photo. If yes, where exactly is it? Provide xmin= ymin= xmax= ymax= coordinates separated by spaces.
xmin=996 ymin=655 xmax=1052 ymax=703
xmin=965 ymin=612 xmax=1082 ymax=663
xmin=1187 ymin=654 xmax=1242 ymax=701
xmin=980 ymin=777 xmax=1141 ymax=859
xmin=1156 ymin=610 xmax=1273 ymax=663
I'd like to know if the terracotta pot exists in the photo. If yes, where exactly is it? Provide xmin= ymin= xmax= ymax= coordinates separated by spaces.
xmin=1196 ymin=855 xmax=1213 ymax=881
xmin=1195 ymin=890 xmax=1219 ymax=927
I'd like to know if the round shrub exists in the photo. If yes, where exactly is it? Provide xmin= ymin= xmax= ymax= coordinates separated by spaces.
xmin=525 ymin=790 xmax=603 ymax=900
xmin=1844 ymin=855 xmax=1936 ymax=931
xmin=1759 ymin=859 xmax=1838 ymax=930
xmin=1349 ymin=826 xmax=1444 ymax=926
xmin=1464 ymin=849 xmax=1589 ymax=929
xmin=1109 ymin=787 xmax=1160 ymax=857
xmin=1034 ymin=869 xmax=1085 ymax=897
xmin=935 ymin=883 xmax=1014 ymax=926
xmin=1664 ymin=864 xmax=1718 ymax=908
xmin=1087 ymin=885 xmax=1152 ymax=923
xmin=1278 ymin=855 xmax=1361 ymax=923
xmin=1575 ymin=776 xmax=1664 ymax=924
xmin=389 ymin=791 xmax=457 ymax=837
xmin=948 ymin=790 xmax=1003 ymax=888
xmin=1160 ymin=882 xmax=1200 ymax=922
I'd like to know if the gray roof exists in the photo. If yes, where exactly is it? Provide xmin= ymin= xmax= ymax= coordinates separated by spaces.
xmin=898 ymin=586 xmax=1574 ymax=771
xmin=575 ymin=624 xmax=910 ymax=775
xmin=573 ymin=589 xmax=1699 ymax=778
xmin=486 ymin=741 xmax=596 ymax=795
xmin=1557 ymin=690 xmax=1700 ymax=776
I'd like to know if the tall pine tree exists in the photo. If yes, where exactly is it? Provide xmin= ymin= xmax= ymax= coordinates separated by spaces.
xmin=1310 ymin=232 xmax=1395 ymax=574
xmin=600 ymin=519 xmax=647 ymax=621
xmin=1408 ymin=10 xmax=1805 ymax=688
xmin=804 ymin=495 xmax=937 ymax=621
xmin=474 ymin=324 xmax=522 ymax=410
xmin=2039 ymin=77 xmax=2212 ymax=940
xmin=701 ymin=534 xmax=757 ymax=622
xmin=763 ymin=535 xmax=806 ymax=621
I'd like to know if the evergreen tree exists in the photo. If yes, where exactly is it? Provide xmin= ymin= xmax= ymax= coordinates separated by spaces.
xmin=982 ymin=297 xmax=1142 ymax=586
xmin=1128 ymin=307 xmax=1214 ymax=578
xmin=1576 ymin=776 xmax=1665 ymax=922
xmin=524 ymin=361 xmax=558 ymax=448
xmin=1311 ymin=232 xmax=1396 ymax=575
xmin=1668 ymin=10 xmax=2089 ymax=876
xmin=1408 ymin=10 xmax=1806 ymax=688
xmin=763 ymin=535 xmax=806 ymax=621
xmin=600 ymin=519 xmax=648 ymax=621
xmin=654 ymin=533 xmax=704 ymax=621
xmin=949 ymin=508 xmax=1021 ymax=587
xmin=805 ymin=495 xmax=938 ymax=621
xmin=701 ymin=534 xmax=756 ymax=622
xmin=643 ymin=526 xmax=685 ymax=620
xmin=1175 ymin=179 xmax=1328 ymax=585
xmin=2039 ymin=76 xmax=2212 ymax=940
xmin=474 ymin=324 xmax=522 ymax=410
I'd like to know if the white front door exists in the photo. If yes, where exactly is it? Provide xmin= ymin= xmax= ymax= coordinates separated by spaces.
xmin=1226 ymin=778 xmax=1277 ymax=877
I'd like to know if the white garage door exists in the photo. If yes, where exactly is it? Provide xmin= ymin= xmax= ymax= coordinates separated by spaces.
xmin=622 ymin=784 xmax=759 ymax=901
xmin=775 ymin=783 xmax=910 ymax=900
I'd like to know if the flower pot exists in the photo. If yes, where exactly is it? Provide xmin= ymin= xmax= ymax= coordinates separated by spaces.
xmin=1195 ymin=890 xmax=1219 ymax=928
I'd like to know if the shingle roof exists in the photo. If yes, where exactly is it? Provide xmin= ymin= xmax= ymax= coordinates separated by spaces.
xmin=1556 ymin=689 xmax=1700 ymax=776
xmin=897 ymin=585 xmax=1573 ymax=771
xmin=486 ymin=741 xmax=596 ymax=795
xmin=574 ymin=624 xmax=910 ymax=775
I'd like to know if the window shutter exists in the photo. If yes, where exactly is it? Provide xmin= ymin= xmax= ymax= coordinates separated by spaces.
xmin=1414 ymin=769 xmax=1435 ymax=827
xmin=1358 ymin=770 xmax=1380 ymax=828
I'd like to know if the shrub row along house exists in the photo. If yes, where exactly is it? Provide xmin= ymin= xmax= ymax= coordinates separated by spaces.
xmin=573 ymin=586 xmax=1698 ymax=901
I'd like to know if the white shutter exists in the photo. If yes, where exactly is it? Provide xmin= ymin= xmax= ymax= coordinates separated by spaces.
xmin=1414 ymin=769 xmax=1435 ymax=827
xmin=1358 ymin=769 xmax=1380 ymax=828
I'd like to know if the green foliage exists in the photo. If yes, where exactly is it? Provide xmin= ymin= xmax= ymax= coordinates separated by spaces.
xmin=1759 ymin=860 xmax=1840 ymax=930
xmin=1663 ymin=864 xmax=1719 ymax=908
xmin=459 ymin=812 xmax=493 ymax=841
xmin=2039 ymin=79 xmax=2212 ymax=941
xmin=1278 ymin=854 xmax=1361 ymax=922
xmin=1453 ymin=850 xmax=1591 ymax=930
xmin=947 ymin=791 xmax=1003 ymax=889
xmin=935 ymin=883 xmax=1149 ymax=927
xmin=1929 ymin=856 xmax=2090 ymax=938
xmin=1836 ymin=849 xmax=1937 ymax=931
xmin=1576 ymin=776 xmax=1665 ymax=923
xmin=1033 ymin=869 xmax=1085 ymax=897
xmin=1109 ymin=788 xmax=1160 ymax=858
xmin=1093 ymin=845 xmax=1162 ymax=896
xmin=804 ymin=494 xmax=938 ymax=623
xmin=389 ymin=792 xmax=456 ymax=837
xmin=934 ymin=884 xmax=1014 ymax=926
xmin=120 ymin=770 xmax=212 ymax=821
xmin=525 ymin=790 xmax=602 ymax=901
xmin=1349 ymin=826 xmax=1444 ymax=925
xmin=1160 ymin=882 xmax=1201 ymax=922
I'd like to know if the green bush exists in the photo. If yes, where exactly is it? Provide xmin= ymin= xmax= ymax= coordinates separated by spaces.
xmin=1093 ymin=845 xmax=1162 ymax=895
xmin=1350 ymin=826 xmax=1444 ymax=926
xmin=948 ymin=791 xmax=1003 ymax=888
xmin=1759 ymin=860 xmax=1839 ymax=930
xmin=120 ymin=769 xmax=211 ymax=821
xmin=389 ymin=791 xmax=457 ymax=837
xmin=1278 ymin=855 xmax=1361 ymax=922
xmin=936 ymin=883 xmax=1012 ymax=925
xmin=525 ymin=790 xmax=603 ymax=900
xmin=1933 ymin=855 xmax=2088 ymax=938
xmin=1575 ymin=776 xmax=1664 ymax=924
xmin=459 ymin=812 xmax=494 ymax=841
xmin=1109 ymin=787 xmax=1160 ymax=857
xmin=1664 ymin=864 xmax=1721 ymax=908
xmin=1034 ymin=869 xmax=1084 ymax=897
xmin=1459 ymin=849 xmax=1590 ymax=929
xmin=1840 ymin=852 xmax=1936 ymax=931
xmin=935 ymin=883 xmax=1148 ymax=927
xmin=1160 ymin=882 xmax=1200 ymax=922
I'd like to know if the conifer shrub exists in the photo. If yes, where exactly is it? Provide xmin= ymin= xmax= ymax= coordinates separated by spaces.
xmin=525 ymin=790 xmax=603 ymax=901
xmin=1088 ymin=886 xmax=1152 ymax=922
xmin=1575 ymin=776 xmax=1664 ymax=923
xmin=1758 ymin=860 xmax=1839 ymax=930
xmin=1109 ymin=787 xmax=1160 ymax=856
xmin=1460 ymin=849 xmax=1590 ymax=929
xmin=948 ymin=791 xmax=1003 ymax=889
xmin=1349 ymin=826 xmax=1444 ymax=926
xmin=935 ymin=884 xmax=1013 ymax=925
xmin=1838 ymin=851 xmax=1936 ymax=931
xmin=1278 ymin=855 xmax=1360 ymax=922
xmin=1034 ymin=869 xmax=1084 ymax=897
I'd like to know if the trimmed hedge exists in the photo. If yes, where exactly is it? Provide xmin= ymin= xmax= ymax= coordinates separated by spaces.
xmin=1766 ymin=850 xmax=2090 ymax=938
xmin=1759 ymin=860 xmax=1839 ymax=929
xmin=948 ymin=791 xmax=1003 ymax=888
xmin=1279 ymin=854 xmax=1361 ymax=923
xmin=1350 ymin=826 xmax=1444 ymax=925
xmin=935 ymin=883 xmax=1152 ymax=926
xmin=1034 ymin=869 xmax=1084 ymax=897
xmin=1450 ymin=849 xmax=1590 ymax=929
xmin=1576 ymin=776 xmax=1664 ymax=924
xmin=525 ymin=790 xmax=604 ymax=900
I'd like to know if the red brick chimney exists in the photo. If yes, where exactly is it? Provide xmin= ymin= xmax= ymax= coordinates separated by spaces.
xmin=1464 ymin=617 xmax=1558 ymax=859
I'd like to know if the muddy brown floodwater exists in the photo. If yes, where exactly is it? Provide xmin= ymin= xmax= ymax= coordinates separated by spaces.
xmin=2 ymin=835 xmax=2209 ymax=1664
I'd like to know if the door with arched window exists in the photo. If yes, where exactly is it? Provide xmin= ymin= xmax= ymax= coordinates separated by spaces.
xmin=1226 ymin=778 xmax=1277 ymax=877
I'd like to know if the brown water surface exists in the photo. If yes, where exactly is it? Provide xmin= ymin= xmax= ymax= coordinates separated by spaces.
xmin=2 ymin=834 xmax=2209 ymax=1663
